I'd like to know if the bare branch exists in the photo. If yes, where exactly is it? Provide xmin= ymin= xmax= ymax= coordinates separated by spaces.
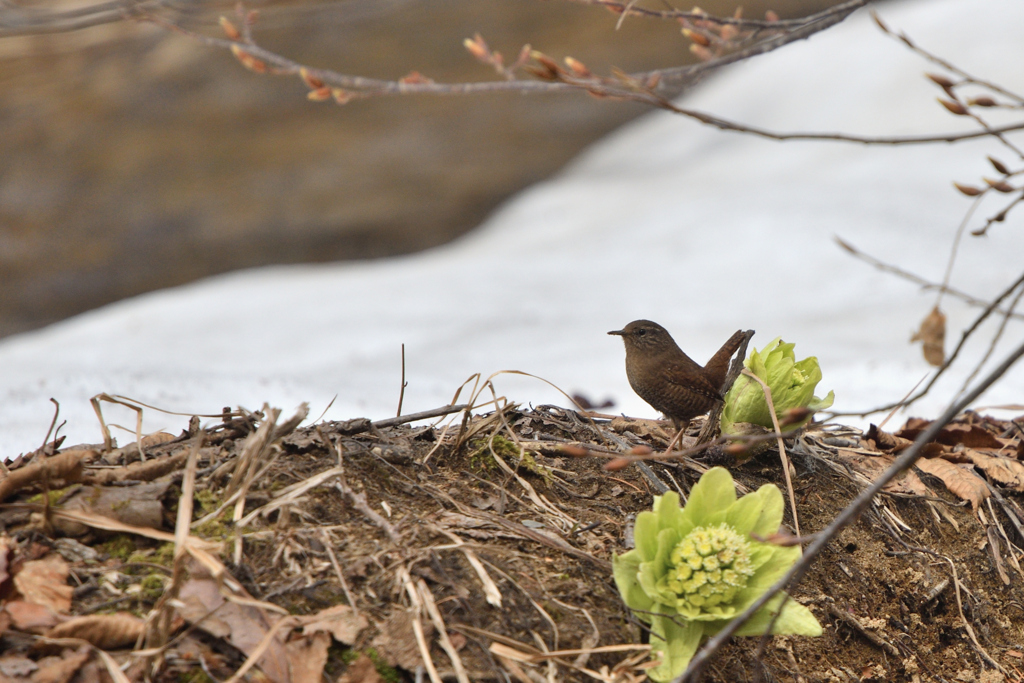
xmin=835 ymin=237 xmax=1024 ymax=321
xmin=872 ymin=10 xmax=1024 ymax=105
xmin=0 ymin=0 xmax=156 ymax=37
xmin=831 ymin=268 xmax=1024 ymax=418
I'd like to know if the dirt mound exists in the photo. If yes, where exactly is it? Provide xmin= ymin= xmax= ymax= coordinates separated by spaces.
xmin=1 ymin=403 xmax=1022 ymax=682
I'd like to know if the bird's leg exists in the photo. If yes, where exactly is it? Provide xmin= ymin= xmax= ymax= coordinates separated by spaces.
xmin=665 ymin=418 xmax=690 ymax=454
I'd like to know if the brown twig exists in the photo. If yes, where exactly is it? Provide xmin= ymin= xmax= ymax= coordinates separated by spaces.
xmin=0 ymin=450 xmax=90 ymax=502
xmin=333 ymin=481 xmax=400 ymax=544
xmin=836 ymin=237 xmax=1024 ymax=320
xmin=373 ymin=402 xmax=468 ymax=429
xmin=320 ymin=529 xmax=359 ymax=616
xmin=740 ymin=369 xmax=800 ymax=538
xmin=957 ymin=279 xmax=1024 ymax=394
xmin=397 ymin=343 xmax=408 ymax=418
xmin=826 ymin=603 xmax=899 ymax=656
xmin=567 ymin=0 xmax=862 ymax=30
xmin=833 ymin=268 xmax=1024 ymax=418
xmin=871 ymin=11 xmax=1024 ymax=104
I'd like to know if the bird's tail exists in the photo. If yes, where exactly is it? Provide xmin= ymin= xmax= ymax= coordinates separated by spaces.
xmin=703 ymin=329 xmax=749 ymax=392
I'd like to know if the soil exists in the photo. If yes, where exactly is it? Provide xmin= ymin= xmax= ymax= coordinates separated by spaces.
xmin=1 ymin=403 xmax=1023 ymax=683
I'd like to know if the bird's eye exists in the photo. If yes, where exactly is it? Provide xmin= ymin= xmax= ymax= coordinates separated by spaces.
xmin=636 ymin=329 xmax=646 ymax=336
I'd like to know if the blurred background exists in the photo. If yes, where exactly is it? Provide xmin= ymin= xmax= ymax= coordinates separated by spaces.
xmin=0 ymin=0 xmax=844 ymax=338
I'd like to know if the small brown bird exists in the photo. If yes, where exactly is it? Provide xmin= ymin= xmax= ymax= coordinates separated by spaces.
xmin=609 ymin=320 xmax=746 ymax=432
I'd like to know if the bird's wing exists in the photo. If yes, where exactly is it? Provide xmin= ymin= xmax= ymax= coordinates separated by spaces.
xmin=662 ymin=356 xmax=723 ymax=402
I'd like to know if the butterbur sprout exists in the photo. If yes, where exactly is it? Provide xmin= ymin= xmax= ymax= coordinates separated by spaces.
xmin=721 ymin=338 xmax=834 ymax=436
xmin=613 ymin=468 xmax=822 ymax=680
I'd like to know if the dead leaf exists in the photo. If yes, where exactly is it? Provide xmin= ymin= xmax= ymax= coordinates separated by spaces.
xmin=68 ymin=660 xmax=102 ymax=683
xmin=371 ymin=607 xmax=432 ymax=670
xmin=0 ymin=655 xmax=38 ymax=677
xmin=832 ymin=450 xmax=936 ymax=497
xmin=915 ymin=458 xmax=989 ymax=509
xmin=301 ymin=604 xmax=368 ymax=645
xmin=47 ymin=613 xmax=146 ymax=650
xmin=889 ymin=469 xmax=934 ymax=497
xmin=3 ymin=600 xmax=59 ymax=632
xmin=963 ymin=450 xmax=1024 ymax=491
xmin=910 ymin=305 xmax=946 ymax=366
xmin=13 ymin=554 xmax=72 ymax=613
xmin=178 ymin=570 xmax=292 ymax=683
xmin=897 ymin=421 xmax=1004 ymax=449
xmin=609 ymin=416 xmax=670 ymax=439
xmin=865 ymin=425 xmax=914 ymax=453
xmin=0 ymin=534 xmax=11 ymax=590
xmin=285 ymin=632 xmax=331 ymax=683
xmin=28 ymin=647 xmax=90 ymax=683
xmin=338 ymin=654 xmax=382 ymax=683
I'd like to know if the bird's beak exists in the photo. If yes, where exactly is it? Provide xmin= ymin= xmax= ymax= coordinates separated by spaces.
xmin=607 ymin=329 xmax=625 ymax=336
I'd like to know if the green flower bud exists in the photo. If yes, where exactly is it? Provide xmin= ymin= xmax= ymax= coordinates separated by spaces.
xmin=663 ymin=524 xmax=754 ymax=610
xmin=613 ymin=468 xmax=822 ymax=681
xmin=721 ymin=338 xmax=834 ymax=435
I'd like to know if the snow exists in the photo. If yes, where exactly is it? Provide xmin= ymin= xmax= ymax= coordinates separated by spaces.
xmin=3 ymin=0 xmax=1024 ymax=456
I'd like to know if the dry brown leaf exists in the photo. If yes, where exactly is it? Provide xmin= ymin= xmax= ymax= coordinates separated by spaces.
xmin=178 ymin=572 xmax=291 ymax=683
xmin=68 ymin=660 xmax=103 ymax=683
xmin=3 ymin=600 xmax=59 ymax=632
xmin=29 ymin=646 xmax=90 ymax=683
xmin=864 ymin=424 xmax=914 ymax=453
xmin=915 ymin=457 xmax=989 ymax=509
xmin=0 ymin=654 xmax=38 ymax=677
xmin=301 ymin=604 xmax=368 ymax=645
xmin=285 ymin=632 xmax=331 ymax=683
xmin=13 ymin=554 xmax=72 ymax=613
xmin=0 ymin=534 xmax=11 ymax=588
xmin=963 ymin=450 xmax=1024 ymax=491
xmin=910 ymin=305 xmax=946 ymax=366
xmin=47 ymin=613 xmax=146 ymax=650
xmin=833 ymin=449 xmax=935 ymax=496
xmin=888 ymin=468 xmax=934 ymax=497
xmin=370 ymin=607 xmax=432 ymax=670
xmin=833 ymin=448 xmax=891 ymax=477
xmin=897 ymin=421 xmax=1004 ymax=449
xmin=338 ymin=654 xmax=382 ymax=683
xmin=609 ymin=416 xmax=670 ymax=439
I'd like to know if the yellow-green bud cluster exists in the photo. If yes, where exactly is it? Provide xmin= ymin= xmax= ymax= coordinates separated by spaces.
xmin=666 ymin=523 xmax=754 ymax=610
